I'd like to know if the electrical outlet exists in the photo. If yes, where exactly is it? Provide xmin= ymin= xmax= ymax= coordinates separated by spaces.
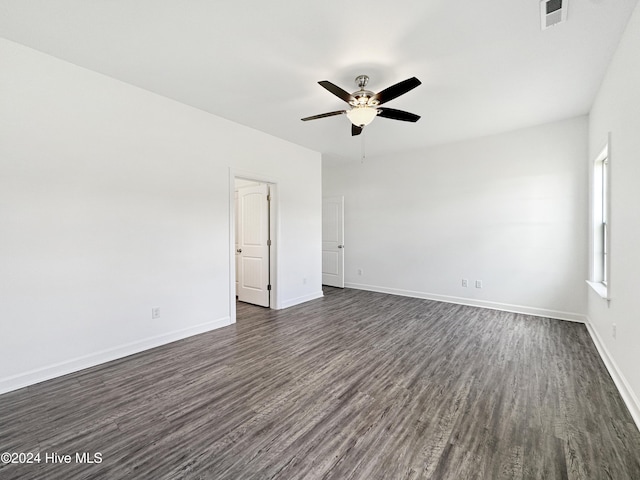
xmin=303 ymin=277 xmax=307 ymax=284
xmin=475 ymin=280 xmax=483 ymax=289
xmin=151 ymin=307 xmax=160 ymax=319
xmin=462 ymin=279 xmax=468 ymax=287
xmin=358 ymin=269 xmax=363 ymax=276
xmin=612 ymin=323 xmax=617 ymax=339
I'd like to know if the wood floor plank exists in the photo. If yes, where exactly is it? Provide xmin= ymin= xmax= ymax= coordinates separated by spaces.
xmin=1 ymin=287 xmax=639 ymax=479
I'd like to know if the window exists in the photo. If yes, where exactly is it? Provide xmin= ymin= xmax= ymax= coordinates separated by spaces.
xmin=601 ymin=155 xmax=608 ymax=286
xmin=588 ymin=143 xmax=609 ymax=298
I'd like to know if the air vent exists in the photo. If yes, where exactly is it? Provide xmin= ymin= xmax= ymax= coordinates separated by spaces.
xmin=540 ymin=0 xmax=568 ymax=30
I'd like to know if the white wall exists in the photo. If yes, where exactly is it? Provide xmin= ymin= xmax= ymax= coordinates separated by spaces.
xmin=0 ymin=39 xmax=322 ymax=393
xmin=587 ymin=3 xmax=640 ymax=426
xmin=323 ymin=116 xmax=588 ymax=320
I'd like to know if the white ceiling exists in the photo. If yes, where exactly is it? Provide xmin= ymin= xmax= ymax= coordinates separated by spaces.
xmin=1 ymin=0 xmax=637 ymax=160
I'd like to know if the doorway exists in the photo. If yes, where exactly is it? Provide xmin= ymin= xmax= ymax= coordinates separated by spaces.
xmin=235 ymin=180 xmax=270 ymax=307
xmin=322 ymin=196 xmax=345 ymax=288
xmin=229 ymin=171 xmax=278 ymax=324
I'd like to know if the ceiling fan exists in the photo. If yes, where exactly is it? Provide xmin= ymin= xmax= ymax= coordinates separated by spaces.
xmin=301 ymin=75 xmax=421 ymax=136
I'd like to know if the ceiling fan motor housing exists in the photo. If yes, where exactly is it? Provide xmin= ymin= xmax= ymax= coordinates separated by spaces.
xmin=350 ymin=75 xmax=379 ymax=106
xmin=350 ymin=91 xmax=378 ymax=107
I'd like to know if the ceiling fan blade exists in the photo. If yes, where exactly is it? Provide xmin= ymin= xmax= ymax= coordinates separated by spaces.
xmin=372 ymin=77 xmax=421 ymax=105
xmin=318 ymin=81 xmax=354 ymax=104
xmin=301 ymin=110 xmax=346 ymax=121
xmin=377 ymin=107 xmax=421 ymax=122
xmin=352 ymin=124 xmax=363 ymax=136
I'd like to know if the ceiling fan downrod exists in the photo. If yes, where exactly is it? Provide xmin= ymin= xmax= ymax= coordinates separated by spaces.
xmin=355 ymin=74 xmax=369 ymax=89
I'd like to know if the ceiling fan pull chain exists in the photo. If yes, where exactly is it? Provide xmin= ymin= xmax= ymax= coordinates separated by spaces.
xmin=361 ymin=131 xmax=366 ymax=164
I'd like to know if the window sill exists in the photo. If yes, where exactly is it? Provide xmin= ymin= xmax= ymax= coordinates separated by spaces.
xmin=586 ymin=280 xmax=609 ymax=300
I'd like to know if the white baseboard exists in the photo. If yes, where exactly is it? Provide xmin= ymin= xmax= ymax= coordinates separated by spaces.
xmin=0 ymin=316 xmax=232 ymax=395
xmin=585 ymin=318 xmax=640 ymax=431
xmin=345 ymin=282 xmax=587 ymax=323
xmin=278 ymin=290 xmax=324 ymax=309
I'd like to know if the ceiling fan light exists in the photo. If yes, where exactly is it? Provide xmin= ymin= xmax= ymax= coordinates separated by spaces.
xmin=346 ymin=106 xmax=378 ymax=126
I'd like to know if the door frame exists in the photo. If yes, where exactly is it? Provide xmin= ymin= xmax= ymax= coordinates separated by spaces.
xmin=229 ymin=168 xmax=279 ymax=324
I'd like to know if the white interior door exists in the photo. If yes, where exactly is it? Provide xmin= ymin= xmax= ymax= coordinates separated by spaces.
xmin=322 ymin=196 xmax=344 ymax=288
xmin=237 ymin=184 xmax=270 ymax=306
xmin=234 ymin=190 xmax=240 ymax=296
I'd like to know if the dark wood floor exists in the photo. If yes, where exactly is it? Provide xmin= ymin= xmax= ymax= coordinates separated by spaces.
xmin=1 ymin=287 xmax=639 ymax=479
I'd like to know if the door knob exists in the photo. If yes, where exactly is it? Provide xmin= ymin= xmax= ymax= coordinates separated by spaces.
xmin=236 ymin=248 xmax=242 ymax=253
xmin=338 ymin=245 xmax=344 ymax=249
